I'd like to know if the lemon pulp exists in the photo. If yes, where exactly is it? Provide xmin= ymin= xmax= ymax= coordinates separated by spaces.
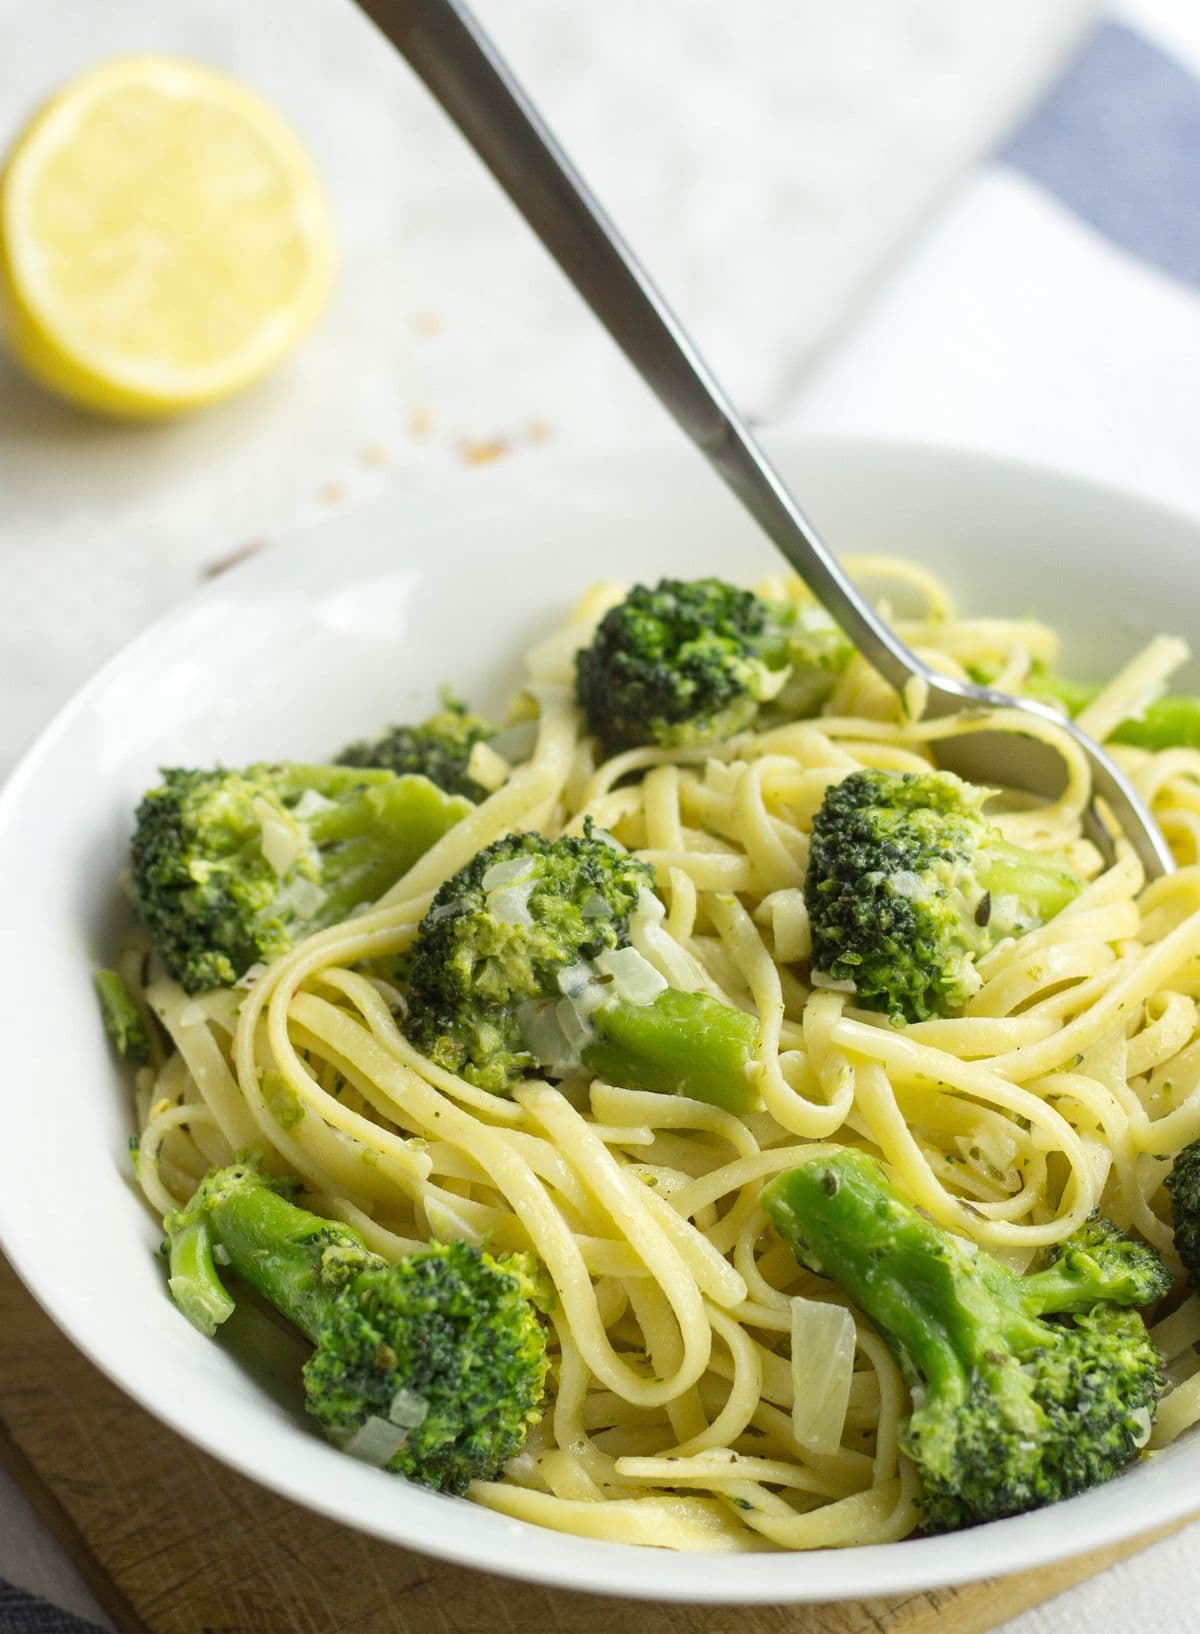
xmin=0 ymin=56 xmax=335 ymax=417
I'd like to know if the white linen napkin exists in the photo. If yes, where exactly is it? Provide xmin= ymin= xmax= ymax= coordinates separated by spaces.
xmin=790 ymin=2 xmax=1200 ymax=522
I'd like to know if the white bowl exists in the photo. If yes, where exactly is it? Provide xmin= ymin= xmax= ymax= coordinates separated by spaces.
xmin=2 ymin=435 xmax=1199 ymax=1604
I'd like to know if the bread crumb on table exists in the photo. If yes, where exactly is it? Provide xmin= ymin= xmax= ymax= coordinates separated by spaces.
xmin=457 ymin=436 xmax=510 ymax=466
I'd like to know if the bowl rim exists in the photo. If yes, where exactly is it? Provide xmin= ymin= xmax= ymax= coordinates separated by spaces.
xmin=2 ymin=431 xmax=1199 ymax=1604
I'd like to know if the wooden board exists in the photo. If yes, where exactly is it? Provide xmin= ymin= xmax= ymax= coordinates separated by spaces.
xmin=0 ymin=1254 xmax=1190 ymax=1634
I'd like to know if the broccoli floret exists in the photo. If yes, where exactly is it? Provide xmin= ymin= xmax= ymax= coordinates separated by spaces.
xmin=762 ymin=1151 xmax=1166 ymax=1533
xmin=404 ymin=829 xmax=761 ymax=1109
xmin=94 ymin=968 xmax=151 ymax=1062
xmin=804 ymin=768 xmax=1081 ymax=1024
xmin=575 ymin=578 xmax=852 ymax=756
xmin=164 ymin=1161 xmax=548 ymax=1495
xmin=131 ymin=764 xmax=472 ymax=992
xmin=338 ymin=698 xmax=495 ymax=802
xmin=1031 ymin=1213 xmax=1172 ymax=1312
xmin=1164 ymin=1140 xmax=1200 ymax=1281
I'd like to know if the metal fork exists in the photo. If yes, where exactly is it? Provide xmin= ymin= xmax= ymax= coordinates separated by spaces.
xmin=355 ymin=0 xmax=1174 ymax=880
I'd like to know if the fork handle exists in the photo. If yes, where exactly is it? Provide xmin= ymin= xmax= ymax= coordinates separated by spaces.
xmin=354 ymin=0 xmax=922 ymax=694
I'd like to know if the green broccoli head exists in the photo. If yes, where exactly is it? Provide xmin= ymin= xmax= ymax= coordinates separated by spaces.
xmin=762 ymin=1151 xmax=1165 ymax=1533
xmin=404 ymin=829 xmax=653 ymax=1094
xmin=908 ymin=1302 xmax=1162 ymax=1533
xmin=304 ymin=1241 xmax=548 ymax=1495
xmin=575 ymin=577 xmax=852 ymax=756
xmin=1165 ymin=1140 xmax=1200 ymax=1282
xmin=131 ymin=763 xmax=471 ymax=992
xmin=338 ymin=698 xmax=495 ymax=802
xmin=1029 ymin=1213 xmax=1173 ymax=1313
xmin=163 ymin=1162 xmax=548 ymax=1495
xmin=804 ymin=768 xmax=1082 ymax=1023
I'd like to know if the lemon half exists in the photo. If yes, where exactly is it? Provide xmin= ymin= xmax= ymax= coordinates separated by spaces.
xmin=0 ymin=56 xmax=335 ymax=417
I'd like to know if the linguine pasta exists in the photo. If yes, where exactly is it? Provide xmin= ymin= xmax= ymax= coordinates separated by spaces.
xmin=125 ymin=559 xmax=1200 ymax=1551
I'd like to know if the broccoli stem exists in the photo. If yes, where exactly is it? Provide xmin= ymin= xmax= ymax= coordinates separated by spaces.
xmin=164 ymin=1211 xmax=236 ymax=1338
xmin=1026 ymin=671 xmax=1200 ymax=751
xmin=1111 ymin=695 xmax=1200 ymax=751
xmin=977 ymin=840 xmax=1082 ymax=925
xmin=580 ymin=988 xmax=761 ymax=1113
xmin=760 ymin=1152 xmax=1045 ymax=1399
xmin=763 ymin=1151 xmax=1167 ymax=1530
xmin=296 ymin=769 xmax=473 ymax=922
xmin=94 ymin=968 xmax=151 ymax=1062
xmin=165 ymin=1166 xmax=381 ymax=1341
xmin=761 ymin=1155 xmax=1165 ymax=1371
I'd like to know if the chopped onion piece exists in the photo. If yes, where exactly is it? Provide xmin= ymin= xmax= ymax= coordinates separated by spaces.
xmin=388 ymin=1388 xmax=429 ymax=1430
xmin=487 ymin=879 xmax=537 ymax=925
xmin=488 ymin=719 xmax=538 ymax=765
xmin=274 ymin=876 xmax=328 ymax=920
xmin=519 ymin=998 xmax=586 ymax=1076
xmin=1130 ymin=1405 xmax=1153 ymax=1449
xmin=341 ymin=1415 xmax=409 ymax=1467
xmin=467 ymin=740 xmax=511 ymax=793
xmin=482 ymin=855 xmax=538 ymax=891
xmin=556 ymin=961 xmax=608 ymax=1018
xmin=887 ymin=870 xmax=929 ymax=902
xmin=254 ymin=797 xmax=310 ymax=878
xmin=557 ymin=961 xmax=595 ymax=1000
xmin=810 ymin=971 xmax=857 ymax=994
xmin=595 ymin=946 xmax=667 ymax=1007
xmin=790 ymin=1298 xmax=856 ymax=1454
xmin=234 ymin=961 xmax=268 ymax=991
xmin=629 ymin=890 xmax=707 ymax=993
xmin=503 ymin=1447 xmax=539 ymax=1485
xmin=557 ymin=996 xmax=597 ymax=1052
xmin=581 ymin=893 xmax=613 ymax=920
xmin=291 ymin=788 xmax=337 ymax=820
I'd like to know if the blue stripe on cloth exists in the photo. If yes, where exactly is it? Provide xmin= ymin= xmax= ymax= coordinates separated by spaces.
xmin=1000 ymin=20 xmax=1200 ymax=288
xmin=0 ymin=1583 xmax=105 ymax=1634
